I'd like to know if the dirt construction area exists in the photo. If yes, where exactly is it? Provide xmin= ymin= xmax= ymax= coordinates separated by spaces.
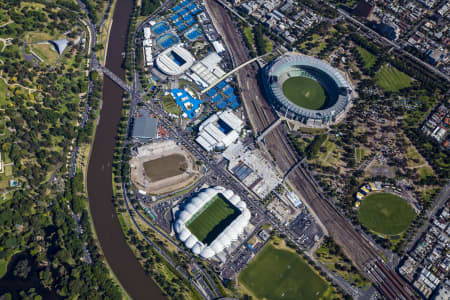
xmin=130 ymin=140 xmax=201 ymax=195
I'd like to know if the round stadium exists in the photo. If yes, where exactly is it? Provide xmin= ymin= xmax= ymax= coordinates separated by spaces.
xmin=262 ymin=53 xmax=353 ymax=126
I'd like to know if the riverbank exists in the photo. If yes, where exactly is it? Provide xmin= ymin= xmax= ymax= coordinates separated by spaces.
xmin=86 ymin=0 xmax=167 ymax=298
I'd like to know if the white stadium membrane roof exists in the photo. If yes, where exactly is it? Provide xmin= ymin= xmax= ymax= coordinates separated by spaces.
xmin=156 ymin=44 xmax=195 ymax=76
xmin=174 ymin=186 xmax=250 ymax=259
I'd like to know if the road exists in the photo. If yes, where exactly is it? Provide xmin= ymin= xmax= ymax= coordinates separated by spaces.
xmin=406 ymin=182 xmax=450 ymax=252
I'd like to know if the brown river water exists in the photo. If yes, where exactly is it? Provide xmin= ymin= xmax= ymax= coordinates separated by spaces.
xmin=87 ymin=0 xmax=167 ymax=299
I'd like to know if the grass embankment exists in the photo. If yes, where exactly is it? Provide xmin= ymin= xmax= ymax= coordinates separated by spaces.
xmin=239 ymin=241 xmax=334 ymax=300
xmin=358 ymin=192 xmax=416 ymax=235
xmin=356 ymin=46 xmax=376 ymax=69
xmin=375 ymin=64 xmax=412 ymax=92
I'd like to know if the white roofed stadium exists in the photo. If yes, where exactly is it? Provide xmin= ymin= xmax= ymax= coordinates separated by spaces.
xmin=174 ymin=186 xmax=250 ymax=259
xmin=261 ymin=53 xmax=353 ymax=126
xmin=155 ymin=44 xmax=195 ymax=76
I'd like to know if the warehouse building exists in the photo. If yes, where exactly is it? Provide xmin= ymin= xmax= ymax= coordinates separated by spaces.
xmin=132 ymin=109 xmax=158 ymax=140
xmin=196 ymin=110 xmax=244 ymax=151
xmin=188 ymin=52 xmax=226 ymax=88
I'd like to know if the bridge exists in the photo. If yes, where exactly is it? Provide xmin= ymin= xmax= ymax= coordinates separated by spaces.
xmin=256 ymin=117 xmax=282 ymax=143
xmin=92 ymin=59 xmax=132 ymax=93
xmin=200 ymin=52 xmax=272 ymax=95
xmin=282 ymin=158 xmax=305 ymax=182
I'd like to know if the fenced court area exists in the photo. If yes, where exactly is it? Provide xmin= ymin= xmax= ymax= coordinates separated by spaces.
xmin=156 ymin=33 xmax=179 ymax=49
xmin=151 ymin=21 xmax=170 ymax=35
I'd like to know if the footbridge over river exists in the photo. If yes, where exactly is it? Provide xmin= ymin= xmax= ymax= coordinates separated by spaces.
xmin=92 ymin=58 xmax=132 ymax=93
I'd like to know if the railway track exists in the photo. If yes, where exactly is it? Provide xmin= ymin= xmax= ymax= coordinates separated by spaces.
xmin=205 ymin=1 xmax=418 ymax=298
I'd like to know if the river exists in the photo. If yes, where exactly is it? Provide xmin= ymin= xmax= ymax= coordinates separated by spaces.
xmin=86 ymin=0 xmax=166 ymax=299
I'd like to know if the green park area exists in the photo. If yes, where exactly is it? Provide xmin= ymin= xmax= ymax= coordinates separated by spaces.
xmin=356 ymin=46 xmax=376 ymax=69
xmin=316 ymin=237 xmax=370 ymax=288
xmin=243 ymin=26 xmax=254 ymax=45
xmin=0 ymin=78 xmax=8 ymax=106
xmin=30 ymin=43 xmax=59 ymax=65
xmin=282 ymin=77 xmax=327 ymax=110
xmin=375 ymin=64 xmax=412 ymax=92
xmin=162 ymin=95 xmax=182 ymax=115
xmin=239 ymin=242 xmax=334 ymax=300
xmin=358 ymin=193 xmax=416 ymax=235
xmin=186 ymin=194 xmax=240 ymax=245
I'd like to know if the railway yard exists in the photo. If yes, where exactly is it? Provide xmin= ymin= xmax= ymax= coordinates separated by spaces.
xmin=204 ymin=0 xmax=417 ymax=298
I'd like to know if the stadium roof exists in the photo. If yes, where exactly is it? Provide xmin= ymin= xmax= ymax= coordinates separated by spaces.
xmin=174 ymin=186 xmax=250 ymax=259
xmin=155 ymin=44 xmax=195 ymax=76
xmin=263 ymin=53 xmax=352 ymax=123
xmin=132 ymin=109 xmax=158 ymax=139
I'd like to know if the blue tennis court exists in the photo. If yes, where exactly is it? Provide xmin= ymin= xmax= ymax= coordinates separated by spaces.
xmin=172 ymin=4 xmax=182 ymax=12
xmin=206 ymin=88 xmax=217 ymax=97
xmin=175 ymin=20 xmax=183 ymax=27
xmin=185 ymin=18 xmax=196 ymax=27
xmin=186 ymin=3 xmax=196 ymax=11
xmin=191 ymin=8 xmax=201 ymax=15
xmin=212 ymin=94 xmax=223 ymax=103
xmin=170 ymin=14 xmax=179 ymax=22
xmin=156 ymin=33 xmax=179 ymax=49
xmin=179 ymin=8 xmax=188 ymax=16
xmin=185 ymin=25 xmax=202 ymax=40
xmin=152 ymin=21 xmax=170 ymax=35
xmin=217 ymin=100 xmax=228 ymax=109
xmin=227 ymin=94 xmax=237 ymax=103
xmin=230 ymin=101 xmax=240 ymax=109
xmin=216 ymin=81 xmax=227 ymax=89
xmin=183 ymin=14 xmax=193 ymax=21
xmin=176 ymin=24 xmax=187 ymax=32
xmin=223 ymin=86 xmax=234 ymax=96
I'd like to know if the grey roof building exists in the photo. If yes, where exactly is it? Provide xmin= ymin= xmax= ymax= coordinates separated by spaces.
xmin=132 ymin=109 xmax=158 ymax=140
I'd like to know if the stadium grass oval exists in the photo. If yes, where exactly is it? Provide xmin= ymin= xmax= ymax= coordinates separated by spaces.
xmin=282 ymin=76 xmax=327 ymax=110
xmin=358 ymin=193 xmax=416 ymax=235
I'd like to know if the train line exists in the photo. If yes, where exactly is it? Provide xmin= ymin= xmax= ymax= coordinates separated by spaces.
xmin=205 ymin=1 xmax=418 ymax=298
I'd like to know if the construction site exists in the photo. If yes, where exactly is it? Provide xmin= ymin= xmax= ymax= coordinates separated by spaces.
xmin=130 ymin=140 xmax=202 ymax=195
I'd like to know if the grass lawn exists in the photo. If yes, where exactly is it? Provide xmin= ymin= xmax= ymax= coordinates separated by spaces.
xmin=243 ymin=26 xmax=254 ymax=45
xmin=31 ymin=43 xmax=59 ymax=65
xmin=406 ymin=146 xmax=424 ymax=167
xmin=356 ymin=46 xmax=376 ymax=69
xmin=358 ymin=193 xmax=416 ymax=235
xmin=162 ymin=96 xmax=182 ymax=115
xmin=282 ymin=77 xmax=327 ymax=110
xmin=418 ymin=166 xmax=434 ymax=180
xmin=0 ymin=78 xmax=9 ymax=106
xmin=186 ymin=193 xmax=240 ymax=245
xmin=375 ymin=64 xmax=412 ymax=92
xmin=239 ymin=243 xmax=331 ymax=300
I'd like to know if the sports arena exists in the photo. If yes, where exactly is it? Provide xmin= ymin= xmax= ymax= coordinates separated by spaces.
xmin=155 ymin=44 xmax=195 ymax=76
xmin=261 ymin=53 xmax=352 ymax=126
xmin=174 ymin=186 xmax=250 ymax=259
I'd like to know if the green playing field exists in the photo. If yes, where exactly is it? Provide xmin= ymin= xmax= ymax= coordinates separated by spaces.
xmin=239 ymin=244 xmax=331 ymax=300
xmin=358 ymin=193 xmax=416 ymax=235
xmin=282 ymin=76 xmax=327 ymax=110
xmin=186 ymin=194 xmax=240 ymax=245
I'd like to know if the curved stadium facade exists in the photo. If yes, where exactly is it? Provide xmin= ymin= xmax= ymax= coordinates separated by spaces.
xmin=174 ymin=186 xmax=250 ymax=259
xmin=262 ymin=53 xmax=352 ymax=126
